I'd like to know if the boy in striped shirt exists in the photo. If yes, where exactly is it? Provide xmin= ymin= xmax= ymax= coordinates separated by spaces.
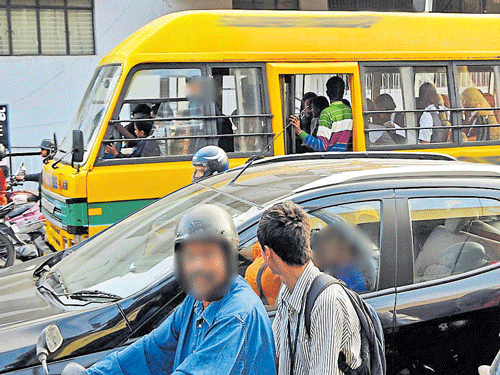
xmin=293 ymin=77 xmax=353 ymax=152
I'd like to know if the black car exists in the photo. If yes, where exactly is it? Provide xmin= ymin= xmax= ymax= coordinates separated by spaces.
xmin=1 ymin=152 xmax=500 ymax=375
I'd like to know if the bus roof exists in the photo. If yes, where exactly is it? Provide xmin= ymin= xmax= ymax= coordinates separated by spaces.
xmin=101 ymin=10 xmax=500 ymax=67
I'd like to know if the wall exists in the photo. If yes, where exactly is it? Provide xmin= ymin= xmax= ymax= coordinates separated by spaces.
xmin=0 ymin=0 xmax=231 ymax=178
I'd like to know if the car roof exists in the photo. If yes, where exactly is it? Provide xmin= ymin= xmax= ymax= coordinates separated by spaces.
xmin=203 ymin=152 xmax=500 ymax=205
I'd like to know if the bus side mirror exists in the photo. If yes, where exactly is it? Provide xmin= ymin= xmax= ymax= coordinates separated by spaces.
xmin=71 ymin=130 xmax=84 ymax=164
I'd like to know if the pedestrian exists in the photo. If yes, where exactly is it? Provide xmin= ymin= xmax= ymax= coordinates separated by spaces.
xmin=87 ymin=204 xmax=276 ymax=375
xmin=257 ymin=200 xmax=362 ymax=375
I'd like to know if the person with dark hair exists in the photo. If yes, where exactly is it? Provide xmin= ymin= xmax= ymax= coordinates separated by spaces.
xmin=86 ymin=204 xmax=276 ymax=375
xmin=418 ymin=82 xmax=451 ymax=143
xmin=132 ymin=103 xmax=152 ymax=118
xmin=292 ymin=77 xmax=353 ymax=152
xmin=290 ymin=92 xmax=317 ymax=153
xmin=105 ymin=120 xmax=160 ymax=158
xmin=258 ymin=201 xmax=362 ymax=375
xmin=310 ymin=96 xmax=330 ymax=138
xmin=368 ymin=94 xmax=407 ymax=145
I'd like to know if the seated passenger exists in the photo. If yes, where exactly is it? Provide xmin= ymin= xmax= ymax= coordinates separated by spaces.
xmin=461 ymin=87 xmax=500 ymax=141
xmin=126 ymin=104 xmax=152 ymax=147
xmin=418 ymin=82 xmax=451 ymax=144
xmin=244 ymin=242 xmax=281 ymax=306
xmin=368 ymin=94 xmax=406 ymax=145
xmin=292 ymin=77 xmax=353 ymax=152
xmin=311 ymin=225 xmax=367 ymax=293
xmin=310 ymin=96 xmax=330 ymax=138
xmin=105 ymin=120 xmax=160 ymax=158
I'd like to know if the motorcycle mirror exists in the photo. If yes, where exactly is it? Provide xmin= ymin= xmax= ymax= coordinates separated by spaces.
xmin=61 ymin=362 xmax=87 ymax=375
xmin=71 ymin=130 xmax=84 ymax=165
xmin=36 ymin=324 xmax=63 ymax=375
xmin=53 ymin=132 xmax=58 ymax=153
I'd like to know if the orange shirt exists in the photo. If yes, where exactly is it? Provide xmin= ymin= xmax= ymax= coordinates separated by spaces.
xmin=245 ymin=255 xmax=281 ymax=306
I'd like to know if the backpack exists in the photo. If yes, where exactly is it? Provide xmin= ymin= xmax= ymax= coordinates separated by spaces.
xmin=304 ymin=273 xmax=386 ymax=375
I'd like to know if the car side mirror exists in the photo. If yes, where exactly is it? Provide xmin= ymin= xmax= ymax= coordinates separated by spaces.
xmin=71 ymin=130 xmax=84 ymax=164
xmin=36 ymin=324 xmax=63 ymax=375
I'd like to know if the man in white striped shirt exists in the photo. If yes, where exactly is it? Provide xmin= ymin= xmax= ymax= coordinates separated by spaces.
xmin=257 ymin=201 xmax=362 ymax=375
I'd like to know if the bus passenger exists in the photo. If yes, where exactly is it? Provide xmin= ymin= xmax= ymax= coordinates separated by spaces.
xmin=418 ymin=82 xmax=451 ymax=144
xmin=105 ymin=120 xmax=160 ymax=158
xmin=292 ymin=77 xmax=353 ymax=152
xmin=310 ymin=95 xmax=329 ymax=138
xmin=368 ymin=94 xmax=406 ymax=145
xmin=461 ymin=87 xmax=500 ymax=141
xmin=289 ymin=92 xmax=316 ymax=153
xmin=125 ymin=104 xmax=152 ymax=147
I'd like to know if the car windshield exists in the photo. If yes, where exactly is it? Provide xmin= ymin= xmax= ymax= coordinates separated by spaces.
xmin=56 ymin=64 xmax=122 ymax=165
xmin=45 ymin=158 xmax=350 ymax=300
xmin=46 ymin=182 xmax=258 ymax=298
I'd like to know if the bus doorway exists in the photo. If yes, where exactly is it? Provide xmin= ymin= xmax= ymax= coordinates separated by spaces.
xmin=268 ymin=63 xmax=363 ymax=154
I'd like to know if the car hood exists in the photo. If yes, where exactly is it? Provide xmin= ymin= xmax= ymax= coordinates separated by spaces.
xmin=0 ymin=267 xmax=63 ymax=328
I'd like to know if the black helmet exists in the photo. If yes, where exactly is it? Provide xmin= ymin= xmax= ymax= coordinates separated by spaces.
xmin=40 ymin=139 xmax=55 ymax=152
xmin=191 ymin=146 xmax=229 ymax=182
xmin=173 ymin=204 xmax=238 ymax=301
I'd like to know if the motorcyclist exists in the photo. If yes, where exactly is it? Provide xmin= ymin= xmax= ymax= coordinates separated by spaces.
xmin=16 ymin=139 xmax=55 ymax=187
xmin=191 ymin=145 xmax=229 ymax=183
xmin=83 ymin=204 xmax=276 ymax=375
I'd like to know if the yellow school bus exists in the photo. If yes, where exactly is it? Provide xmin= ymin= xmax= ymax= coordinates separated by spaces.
xmin=42 ymin=10 xmax=500 ymax=250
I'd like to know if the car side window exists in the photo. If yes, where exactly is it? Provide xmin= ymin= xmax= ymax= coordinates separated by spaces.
xmin=238 ymin=200 xmax=382 ymax=310
xmin=310 ymin=201 xmax=381 ymax=294
xmin=410 ymin=197 xmax=500 ymax=283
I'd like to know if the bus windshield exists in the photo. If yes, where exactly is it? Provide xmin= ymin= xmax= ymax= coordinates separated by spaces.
xmin=56 ymin=64 xmax=122 ymax=165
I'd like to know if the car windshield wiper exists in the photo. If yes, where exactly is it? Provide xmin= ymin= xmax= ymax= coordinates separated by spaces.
xmin=68 ymin=290 xmax=122 ymax=302
xmin=194 ymin=180 xmax=263 ymax=209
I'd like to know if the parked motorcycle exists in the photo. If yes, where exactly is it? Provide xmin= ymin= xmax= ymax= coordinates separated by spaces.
xmin=0 ymin=164 xmax=51 ymax=265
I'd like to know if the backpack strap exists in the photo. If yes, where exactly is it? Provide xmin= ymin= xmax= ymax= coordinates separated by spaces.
xmin=304 ymin=273 xmax=338 ymax=337
xmin=256 ymin=263 xmax=270 ymax=305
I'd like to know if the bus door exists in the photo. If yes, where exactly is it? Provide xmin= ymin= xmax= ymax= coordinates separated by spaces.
xmin=266 ymin=63 xmax=363 ymax=154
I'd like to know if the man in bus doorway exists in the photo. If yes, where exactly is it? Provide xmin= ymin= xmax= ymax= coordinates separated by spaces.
xmin=292 ymin=77 xmax=353 ymax=152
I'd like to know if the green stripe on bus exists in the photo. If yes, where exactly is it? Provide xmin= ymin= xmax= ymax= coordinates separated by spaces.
xmin=88 ymin=199 xmax=157 ymax=227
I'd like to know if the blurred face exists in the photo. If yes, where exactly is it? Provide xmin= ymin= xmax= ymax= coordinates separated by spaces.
xmin=303 ymin=98 xmax=313 ymax=118
xmin=180 ymin=241 xmax=227 ymax=301
xmin=41 ymin=149 xmax=49 ymax=157
xmin=311 ymin=103 xmax=321 ymax=119
xmin=194 ymin=165 xmax=208 ymax=179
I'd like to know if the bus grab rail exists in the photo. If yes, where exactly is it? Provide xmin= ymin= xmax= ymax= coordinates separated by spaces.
xmin=101 ymin=132 xmax=275 ymax=143
xmin=108 ymin=113 xmax=273 ymax=124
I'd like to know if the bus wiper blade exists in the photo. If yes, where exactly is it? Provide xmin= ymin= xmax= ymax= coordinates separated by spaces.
xmin=68 ymin=290 xmax=121 ymax=302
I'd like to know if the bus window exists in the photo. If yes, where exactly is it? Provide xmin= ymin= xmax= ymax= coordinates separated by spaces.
xmin=211 ymin=67 xmax=270 ymax=154
xmin=457 ymin=65 xmax=500 ymax=143
xmin=414 ymin=66 xmax=452 ymax=145
xmin=364 ymin=67 xmax=411 ymax=146
xmin=364 ymin=65 xmax=452 ymax=148
xmin=102 ymin=67 xmax=212 ymax=160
